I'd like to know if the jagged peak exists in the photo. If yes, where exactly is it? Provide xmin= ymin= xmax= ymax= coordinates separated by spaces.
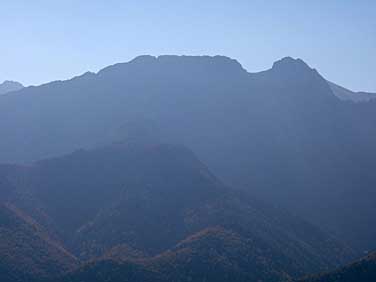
xmin=263 ymin=56 xmax=329 ymax=88
xmin=272 ymin=56 xmax=313 ymax=72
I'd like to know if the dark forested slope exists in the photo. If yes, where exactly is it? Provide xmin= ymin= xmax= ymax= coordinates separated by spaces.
xmin=0 ymin=143 xmax=354 ymax=282
xmin=300 ymin=252 xmax=376 ymax=282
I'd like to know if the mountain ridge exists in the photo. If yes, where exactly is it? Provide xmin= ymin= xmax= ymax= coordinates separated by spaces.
xmin=327 ymin=81 xmax=376 ymax=102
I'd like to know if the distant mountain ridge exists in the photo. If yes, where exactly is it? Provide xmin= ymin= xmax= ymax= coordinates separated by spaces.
xmin=0 ymin=80 xmax=24 ymax=95
xmin=328 ymin=81 xmax=376 ymax=102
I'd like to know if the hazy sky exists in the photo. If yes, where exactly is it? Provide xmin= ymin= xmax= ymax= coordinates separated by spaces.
xmin=1 ymin=0 xmax=375 ymax=91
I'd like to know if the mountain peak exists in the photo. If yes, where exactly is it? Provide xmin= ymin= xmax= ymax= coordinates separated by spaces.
xmin=129 ymin=55 xmax=158 ymax=64
xmin=0 ymin=80 xmax=24 ymax=95
xmin=272 ymin=57 xmax=312 ymax=72
xmin=266 ymin=56 xmax=329 ymax=88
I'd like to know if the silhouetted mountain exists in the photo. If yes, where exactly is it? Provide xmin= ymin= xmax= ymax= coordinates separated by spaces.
xmin=328 ymin=81 xmax=376 ymax=102
xmin=0 ymin=80 xmax=24 ymax=95
xmin=0 ymin=55 xmax=375 ymax=252
xmin=0 ymin=143 xmax=353 ymax=282
xmin=299 ymin=252 xmax=376 ymax=282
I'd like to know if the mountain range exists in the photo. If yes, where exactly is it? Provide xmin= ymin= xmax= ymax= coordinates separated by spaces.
xmin=0 ymin=55 xmax=375 ymax=252
xmin=1 ymin=55 xmax=375 ymax=281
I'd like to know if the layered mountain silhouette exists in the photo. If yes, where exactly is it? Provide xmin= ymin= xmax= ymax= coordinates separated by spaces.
xmin=0 ymin=55 xmax=375 ymax=254
xmin=0 ymin=142 xmax=354 ymax=282
xmin=299 ymin=252 xmax=376 ymax=282
xmin=0 ymin=80 xmax=24 ymax=95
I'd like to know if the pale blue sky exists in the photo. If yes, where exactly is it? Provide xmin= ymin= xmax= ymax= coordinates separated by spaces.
xmin=1 ymin=0 xmax=375 ymax=91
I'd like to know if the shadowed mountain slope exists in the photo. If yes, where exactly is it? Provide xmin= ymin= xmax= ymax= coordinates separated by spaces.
xmin=299 ymin=252 xmax=376 ymax=282
xmin=0 ymin=202 xmax=77 ymax=282
xmin=0 ymin=143 xmax=354 ymax=282
xmin=59 ymin=227 xmax=290 ymax=282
